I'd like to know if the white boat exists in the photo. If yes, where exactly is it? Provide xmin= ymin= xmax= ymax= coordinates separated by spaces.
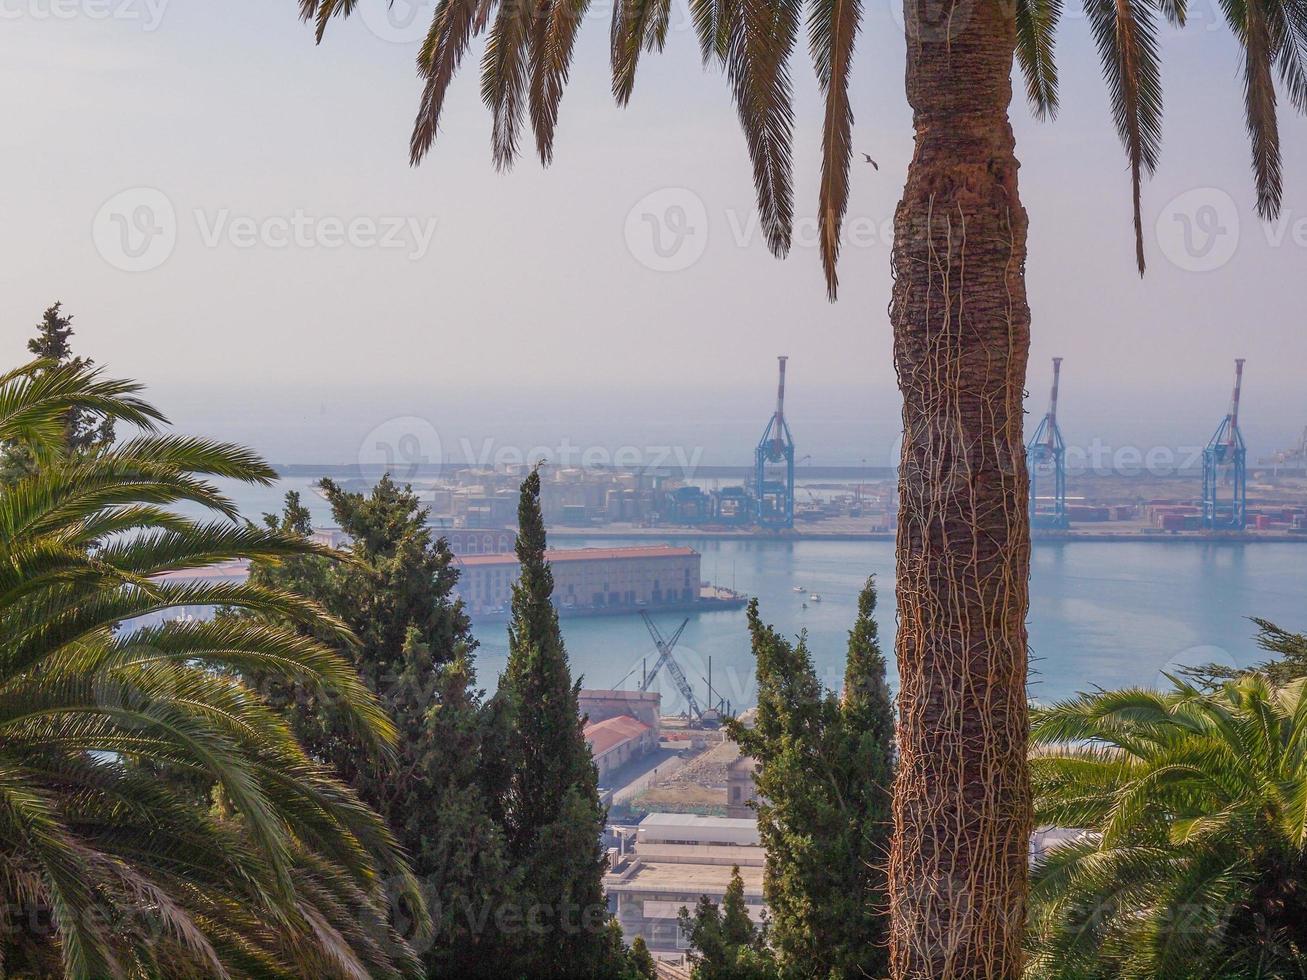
xmin=793 ymin=586 xmax=806 ymax=593
xmin=809 ymin=594 xmax=822 ymax=602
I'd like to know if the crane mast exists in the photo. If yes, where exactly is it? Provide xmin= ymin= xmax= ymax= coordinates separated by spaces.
xmin=1027 ymin=357 xmax=1069 ymax=529
xmin=1202 ymin=359 xmax=1248 ymax=530
xmin=754 ymin=355 xmax=796 ymax=528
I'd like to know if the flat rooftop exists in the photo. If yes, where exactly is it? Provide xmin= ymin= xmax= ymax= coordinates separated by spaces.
xmin=458 ymin=545 xmax=697 ymax=566
xmin=637 ymin=815 xmax=763 ymax=846
xmin=605 ymin=861 xmax=765 ymax=898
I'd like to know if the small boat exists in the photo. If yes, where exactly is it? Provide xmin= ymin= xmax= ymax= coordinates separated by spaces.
xmin=793 ymin=586 xmax=807 ymax=593
xmin=809 ymin=594 xmax=822 ymax=602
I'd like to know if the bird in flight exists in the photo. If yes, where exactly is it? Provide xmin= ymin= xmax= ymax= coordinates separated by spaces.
xmin=861 ymin=153 xmax=879 ymax=170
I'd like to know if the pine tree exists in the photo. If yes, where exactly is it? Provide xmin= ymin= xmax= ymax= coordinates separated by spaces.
xmin=498 ymin=468 xmax=613 ymax=977
xmin=246 ymin=478 xmax=516 ymax=977
xmin=2 ymin=303 xmax=115 ymax=480
xmin=726 ymin=577 xmax=894 ymax=979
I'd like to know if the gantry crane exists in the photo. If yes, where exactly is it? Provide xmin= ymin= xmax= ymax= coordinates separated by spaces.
xmin=1027 ymin=357 xmax=1069 ymax=529
xmin=1202 ymin=359 xmax=1248 ymax=531
xmin=639 ymin=612 xmax=702 ymax=721
xmin=755 ymin=356 xmax=796 ymax=528
xmin=1260 ymin=425 xmax=1307 ymax=471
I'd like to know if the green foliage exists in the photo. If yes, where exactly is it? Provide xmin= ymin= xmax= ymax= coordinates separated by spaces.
xmin=678 ymin=866 xmax=778 ymax=980
xmin=0 ymin=360 xmax=421 ymax=977
xmin=1178 ymin=618 xmax=1307 ymax=689
xmin=628 ymin=934 xmax=658 ymax=978
xmin=726 ymin=577 xmax=894 ymax=979
xmin=1254 ymin=618 xmax=1307 ymax=684
xmin=495 ymin=468 xmax=617 ymax=977
xmin=2 ymin=304 xmax=116 ymax=482
xmin=1028 ymin=673 xmax=1307 ymax=977
xmin=247 ymin=476 xmax=516 ymax=977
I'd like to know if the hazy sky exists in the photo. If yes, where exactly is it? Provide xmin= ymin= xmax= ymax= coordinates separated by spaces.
xmin=1 ymin=0 xmax=1304 ymax=464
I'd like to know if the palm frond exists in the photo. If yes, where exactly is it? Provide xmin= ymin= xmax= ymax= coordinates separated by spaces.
xmin=482 ymin=0 xmax=541 ymax=170
xmin=810 ymin=0 xmax=861 ymax=298
xmin=611 ymin=0 xmax=669 ymax=105
xmin=0 ymin=363 xmax=421 ymax=975
xmin=531 ymin=0 xmax=594 ymax=162
xmin=1239 ymin=0 xmax=1284 ymax=218
xmin=411 ymin=0 xmax=491 ymax=165
xmin=1083 ymin=0 xmax=1164 ymax=274
xmin=722 ymin=0 xmax=802 ymax=257
xmin=1016 ymin=0 xmax=1063 ymax=119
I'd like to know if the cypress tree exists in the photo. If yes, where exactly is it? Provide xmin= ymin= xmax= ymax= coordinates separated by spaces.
xmin=627 ymin=936 xmax=657 ymax=978
xmin=727 ymin=577 xmax=894 ymax=979
xmin=497 ymin=467 xmax=612 ymax=977
xmin=2 ymin=303 xmax=114 ymax=481
xmin=677 ymin=866 xmax=776 ymax=980
xmin=246 ymin=478 xmax=516 ymax=977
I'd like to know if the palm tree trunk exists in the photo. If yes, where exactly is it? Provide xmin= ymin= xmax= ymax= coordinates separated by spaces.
xmin=887 ymin=0 xmax=1032 ymax=976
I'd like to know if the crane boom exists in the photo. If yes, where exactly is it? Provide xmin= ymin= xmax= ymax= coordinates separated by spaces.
xmin=1228 ymin=358 xmax=1246 ymax=446
xmin=1047 ymin=356 xmax=1063 ymax=436
xmin=638 ymin=612 xmax=701 ymax=719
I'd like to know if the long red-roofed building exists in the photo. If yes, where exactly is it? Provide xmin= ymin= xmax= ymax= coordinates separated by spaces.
xmin=454 ymin=545 xmax=701 ymax=616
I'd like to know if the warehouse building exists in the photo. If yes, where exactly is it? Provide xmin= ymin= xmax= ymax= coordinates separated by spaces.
xmin=453 ymin=545 xmax=701 ymax=616
xmin=606 ymin=814 xmax=766 ymax=953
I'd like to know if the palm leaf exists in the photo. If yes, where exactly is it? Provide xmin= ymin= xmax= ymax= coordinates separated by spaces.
xmin=722 ymin=0 xmax=802 ymax=258
xmin=1016 ymin=0 xmax=1063 ymax=120
xmin=411 ymin=0 xmax=490 ymax=165
xmin=810 ymin=0 xmax=861 ymax=298
xmin=531 ymin=0 xmax=594 ymax=162
xmin=1083 ymin=0 xmax=1164 ymax=274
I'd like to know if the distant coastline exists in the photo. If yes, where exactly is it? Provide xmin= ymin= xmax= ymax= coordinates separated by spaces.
xmin=546 ymin=527 xmax=1307 ymax=545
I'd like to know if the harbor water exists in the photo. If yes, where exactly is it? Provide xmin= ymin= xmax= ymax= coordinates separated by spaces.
xmin=217 ymin=479 xmax=1307 ymax=712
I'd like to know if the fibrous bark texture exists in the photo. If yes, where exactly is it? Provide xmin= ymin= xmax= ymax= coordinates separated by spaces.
xmin=888 ymin=0 xmax=1033 ymax=976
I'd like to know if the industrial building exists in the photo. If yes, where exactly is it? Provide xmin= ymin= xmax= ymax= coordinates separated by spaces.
xmin=453 ymin=545 xmax=702 ymax=616
xmin=606 ymin=814 xmax=766 ymax=953
xmin=580 ymin=690 xmax=663 ymax=729
xmin=586 ymin=716 xmax=658 ymax=784
xmin=582 ymin=690 xmax=663 ymax=785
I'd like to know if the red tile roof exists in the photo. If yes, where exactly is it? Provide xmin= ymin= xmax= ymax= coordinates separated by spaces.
xmin=584 ymin=715 xmax=652 ymax=756
xmin=458 ymin=545 xmax=696 ymax=567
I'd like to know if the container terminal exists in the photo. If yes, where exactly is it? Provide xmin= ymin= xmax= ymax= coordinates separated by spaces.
xmin=297 ymin=354 xmax=1307 ymax=542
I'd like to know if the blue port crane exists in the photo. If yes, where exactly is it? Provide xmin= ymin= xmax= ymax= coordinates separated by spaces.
xmin=755 ymin=356 xmax=796 ymax=529
xmin=1027 ymin=357 xmax=1069 ymax=529
xmin=1202 ymin=358 xmax=1248 ymax=531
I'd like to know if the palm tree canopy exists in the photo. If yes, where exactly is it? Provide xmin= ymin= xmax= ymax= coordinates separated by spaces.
xmin=301 ymin=0 xmax=1303 ymax=289
xmin=0 ymin=360 xmax=425 ymax=978
xmin=1028 ymin=673 xmax=1307 ymax=977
